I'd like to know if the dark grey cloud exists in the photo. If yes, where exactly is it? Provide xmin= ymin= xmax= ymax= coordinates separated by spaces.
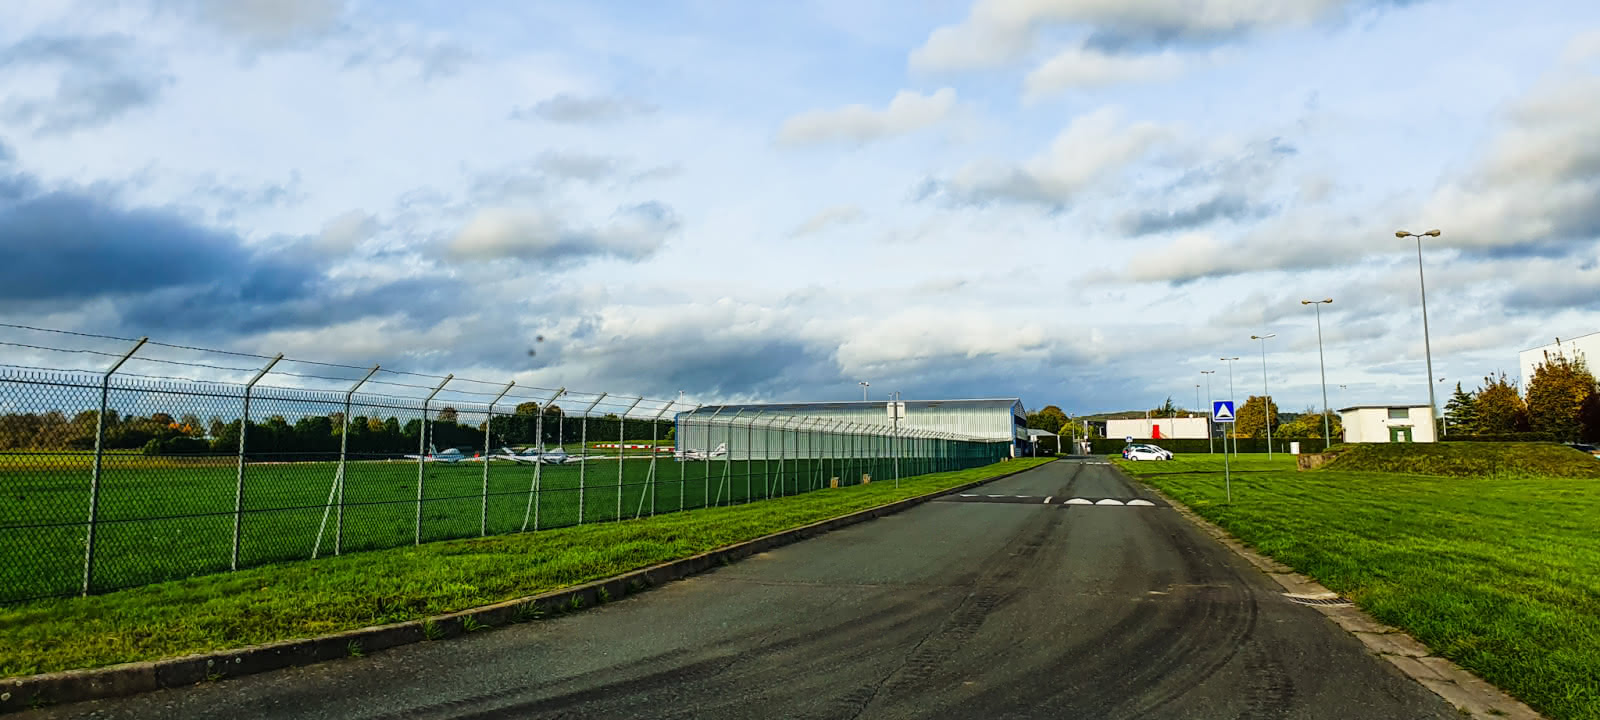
xmin=0 ymin=35 xmax=168 ymax=135
xmin=0 ymin=191 xmax=280 ymax=302
xmin=1119 ymin=194 xmax=1272 ymax=236
xmin=511 ymin=94 xmax=657 ymax=124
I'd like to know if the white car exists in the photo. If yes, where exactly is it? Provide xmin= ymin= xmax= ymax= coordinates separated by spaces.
xmin=1123 ymin=444 xmax=1173 ymax=461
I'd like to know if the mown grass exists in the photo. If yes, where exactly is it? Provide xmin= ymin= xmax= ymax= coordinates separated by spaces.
xmin=1117 ymin=454 xmax=1600 ymax=720
xmin=0 ymin=457 xmax=1051 ymax=678
xmin=1 ymin=452 xmax=955 ymax=601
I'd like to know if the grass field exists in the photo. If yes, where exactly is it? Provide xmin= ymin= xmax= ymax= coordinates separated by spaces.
xmin=0 ymin=457 xmax=1051 ymax=677
xmin=1116 ymin=453 xmax=1600 ymax=720
xmin=1 ymin=449 xmax=987 ymax=602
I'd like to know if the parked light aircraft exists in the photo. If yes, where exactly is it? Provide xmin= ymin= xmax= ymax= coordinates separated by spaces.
xmin=404 ymin=445 xmax=469 ymax=463
xmin=675 ymin=442 xmax=728 ymax=461
xmin=492 ymin=446 xmax=580 ymax=465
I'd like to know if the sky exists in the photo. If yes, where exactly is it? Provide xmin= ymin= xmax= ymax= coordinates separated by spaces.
xmin=1 ymin=0 xmax=1598 ymax=415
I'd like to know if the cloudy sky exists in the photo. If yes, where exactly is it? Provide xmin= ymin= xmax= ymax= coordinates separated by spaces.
xmin=2 ymin=0 xmax=1598 ymax=414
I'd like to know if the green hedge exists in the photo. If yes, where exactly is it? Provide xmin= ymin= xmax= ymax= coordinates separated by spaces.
xmin=1086 ymin=437 xmax=1319 ymax=455
xmin=1440 ymin=433 xmax=1556 ymax=442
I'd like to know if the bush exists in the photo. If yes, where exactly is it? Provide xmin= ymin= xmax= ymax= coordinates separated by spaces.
xmin=1441 ymin=433 xmax=1556 ymax=442
xmin=1320 ymin=442 xmax=1600 ymax=478
xmin=140 ymin=436 xmax=213 ymax=456
xmin=1088 ymin=437 xmax=1307 ymax=455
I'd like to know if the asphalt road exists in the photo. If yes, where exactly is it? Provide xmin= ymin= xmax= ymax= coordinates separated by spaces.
xmin=34 ymin=460 xmax=1458 ymax=720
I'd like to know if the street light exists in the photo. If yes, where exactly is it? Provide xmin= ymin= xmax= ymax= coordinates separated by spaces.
xmin=1250 ymin=334 xmax=1277 ymax=458
xmin=1396 ymin=228 xmax=1442 ymax=435
xmin=1200 ymin=370 xmax=1216 ymax=454
xmin=858 ymin=381 xmax=870 ymax=401
xmin=1220 ymin=357 xmax=1240 ymax=457
xmin=1301 ymin=298 xmax=1334 ymax=449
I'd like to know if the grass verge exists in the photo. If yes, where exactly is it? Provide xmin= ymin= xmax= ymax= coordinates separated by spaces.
xmin=1116 ymin=455 xmax=1600 ymax=720
xmin=1320 ymin=441 xmax=1600 ymax=478
xmin=0 ymin=458 xmax=1050 ymax=678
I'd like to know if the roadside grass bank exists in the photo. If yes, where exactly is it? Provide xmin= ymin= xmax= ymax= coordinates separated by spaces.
xmin=1117 ymin=455 xmax=1600 ymax=720
xmin=1321 ymin=441 xmax=1600 ymax=478
xmin=0 ymin=458 xmax=1050 ymax=678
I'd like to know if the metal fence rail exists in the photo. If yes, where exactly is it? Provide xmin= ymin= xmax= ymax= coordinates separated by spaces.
xmin=0 ymin=333 xmax=1009 ymax=603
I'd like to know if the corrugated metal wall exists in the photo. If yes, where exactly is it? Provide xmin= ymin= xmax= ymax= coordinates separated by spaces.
xmin=673 ymin=400 xmax=1023 ymax=457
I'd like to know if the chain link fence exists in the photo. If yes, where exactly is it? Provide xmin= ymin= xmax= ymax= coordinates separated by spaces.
xmin=0 ymin=330 xmax=1009 ymax=603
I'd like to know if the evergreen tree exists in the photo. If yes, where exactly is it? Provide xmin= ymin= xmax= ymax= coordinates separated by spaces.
xmin=1443 ymin=382 xmax=1478 ymax=435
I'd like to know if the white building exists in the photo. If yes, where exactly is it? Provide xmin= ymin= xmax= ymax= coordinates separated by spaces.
xmin=1105 ymin=416 xmax=1209 ymax=441
xmin=1338 ymin=405 xmax=1436 ymax=443
xmin=1519 ymin=332 xmax=1600 ymax=388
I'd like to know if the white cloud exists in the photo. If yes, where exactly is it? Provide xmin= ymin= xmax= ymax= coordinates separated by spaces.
xmin=1024 ymin=46 xmax=1183 ymax=99
xmin=315 ymin=209 xmax=377 ymax=253
xmin=910 ymin=0 xmax=1346 ymax=71
xmin=937 ymin=106 xmax=1170 ymax=205
xmin=791 ymin=204 xmax=865 ymax=237
xmin=777 ymin=88 xmax=957 ymax=145
xmin=449 ymin=203 xmax=679 ymax=263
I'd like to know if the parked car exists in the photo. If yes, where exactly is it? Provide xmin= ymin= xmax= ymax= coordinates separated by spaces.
xmin=1570 ymin=443 xmax=1600 ymax=460
xmin=1122 ymin=444 xmax=1173 ymax=461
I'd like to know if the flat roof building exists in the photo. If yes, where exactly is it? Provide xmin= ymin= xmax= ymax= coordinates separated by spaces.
xmin=1338 ymin=405 xmax=1436 ymax=444
xmin=675 ymin=398 xmax=1026 ymax=456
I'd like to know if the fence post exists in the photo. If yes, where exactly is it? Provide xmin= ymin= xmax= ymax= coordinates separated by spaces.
xmin=642 ymin=401 xmax=672 ymax=517
xmin=523 ymin=388 xmax=564 ymax=532
xmin=482 ymin=381 xmax=514 ymax=537
xmin=232 ymin=353 xmax=281 ymax=571
xmin=82 ymin=337 xmax=146 ymax=596
xmin=617 ymin=397 xmax=641 ymax=520
xmin=577 ymin=393 xmax=605 ymax=525
xmin=416 ymin=375 xmax=453 ymax=546
xmin=745 ymin=412 xmax=762 ymax=503
xmin=311 ymin=365 xmax=378 ymax=560
xmin=702 ymin=406 xmax=723 ymax=507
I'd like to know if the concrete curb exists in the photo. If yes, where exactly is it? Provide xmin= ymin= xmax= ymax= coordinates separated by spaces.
xmin=1120 ymin=466 xmax=1545 ymax=720
xmin=0 ymin=460 xmax=1051 ymax=714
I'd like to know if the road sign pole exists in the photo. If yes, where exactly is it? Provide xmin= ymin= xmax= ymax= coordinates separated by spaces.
xmin=1214 ymin=400 xmax=1236 ymax=503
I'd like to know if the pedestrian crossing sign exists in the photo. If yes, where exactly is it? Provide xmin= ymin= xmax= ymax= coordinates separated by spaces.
xmin=1213 ymin=400 xmax=1236 ymax=423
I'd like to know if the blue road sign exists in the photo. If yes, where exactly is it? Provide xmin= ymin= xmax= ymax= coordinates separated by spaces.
xmin=1213 ymin=400 xmax=1236 ymax=423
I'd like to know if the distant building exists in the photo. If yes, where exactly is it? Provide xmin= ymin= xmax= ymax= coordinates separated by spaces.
xmin=1338 ymin=405 xmax=1436 ymax=443
xmin=674 ymin=398 xmax=1027 ymax=456
xmin=1105 ymin=416 xmax=1209 ymax=441
xmin=1520 ymin=332 xmax=1600 ymax=388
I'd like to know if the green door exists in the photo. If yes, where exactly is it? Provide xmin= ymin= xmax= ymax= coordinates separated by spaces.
xmin=1389 ymin=426 xmax=1413 ymax=443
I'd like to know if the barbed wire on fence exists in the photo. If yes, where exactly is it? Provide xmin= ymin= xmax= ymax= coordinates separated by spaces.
xmin=0 ymin=324 xmax=1010 ymax=604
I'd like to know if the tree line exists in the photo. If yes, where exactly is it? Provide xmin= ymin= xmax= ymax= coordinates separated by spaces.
xmin=0 ymin=400 xmax=674 ymax=455
xmin=1443 ymin=354 xmax=1600 ymax=441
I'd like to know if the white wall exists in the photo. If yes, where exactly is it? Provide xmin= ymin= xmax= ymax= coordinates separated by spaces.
xmin=1340 ymin=407 xmax=1436 ymax=443
xmin=1520 ymin=332 xmax=1600 ymax=389
xmin=1106 ymin=417 xmax=1209 ymax=440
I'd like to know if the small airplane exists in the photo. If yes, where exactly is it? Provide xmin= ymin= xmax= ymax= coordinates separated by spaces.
xmin=492 ymin=446 xmax=580 ymax=465
xmin=404 ymin=445 xmax=469 ymax=463
xmin=674 ymin=442 xmax=729 ymax=461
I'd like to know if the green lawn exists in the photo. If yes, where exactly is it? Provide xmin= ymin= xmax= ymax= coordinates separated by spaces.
xmin=0 ymin=450 xmax=990 ymax=602
xmin=1116 ymin=455 xmax=1600 ymax=720
xmin=0 ymin=457 xmax=1051 ymax=677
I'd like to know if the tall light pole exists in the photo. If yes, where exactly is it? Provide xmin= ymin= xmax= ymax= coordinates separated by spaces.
xmin=1396 ymin=228 xmax=1442 ymax=435
xmin=858 ymin=381 xmax=870 ymax=401
xmin=1301 ymin=298 xmax=1334 ymax=449
xmin=1250 ymin=334 xmax=1277 ymax=458
xmin=1220 ymin=357 xmax=1240 ymax=457
xmin=1200 ymin=370 xmax=1216 ymax=454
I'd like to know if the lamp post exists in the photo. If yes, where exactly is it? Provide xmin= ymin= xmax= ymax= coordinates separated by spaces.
xmin=1200 ymin=370 xmax=1216 ymax=454
xmin=1396 ymin=228 xmax=1442 ymax=435
xmin=858 ymin=381 xmax=870 ymax=401
xmin=1220 ymin=357 xmax=1239 ymax=457
xmin=1250 ymin=334 xmax=1277 ymax=458
xmin=1301 ymin=298 xmax=1334 ymax=449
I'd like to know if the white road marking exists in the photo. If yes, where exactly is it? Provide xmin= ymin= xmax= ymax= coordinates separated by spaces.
xmin=1065 ymin=498 xmax=1093 ymax=505
xmin=987 ymin=494 xmax=1006 ymax=498
xmin=1043 ymin=496 xmax=1053 ymax=504
xmin=1127 ymin=499 xmax=1156 ymax=506
xmin=959 ymin=494 xmax=976 ymax=497
xmin=1094 ymin=499 xmax=1125 ymax=506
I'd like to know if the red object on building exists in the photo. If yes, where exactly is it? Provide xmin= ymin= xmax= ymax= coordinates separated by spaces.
xmin=1152 ymin=424 xmax=1163 ymax=439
